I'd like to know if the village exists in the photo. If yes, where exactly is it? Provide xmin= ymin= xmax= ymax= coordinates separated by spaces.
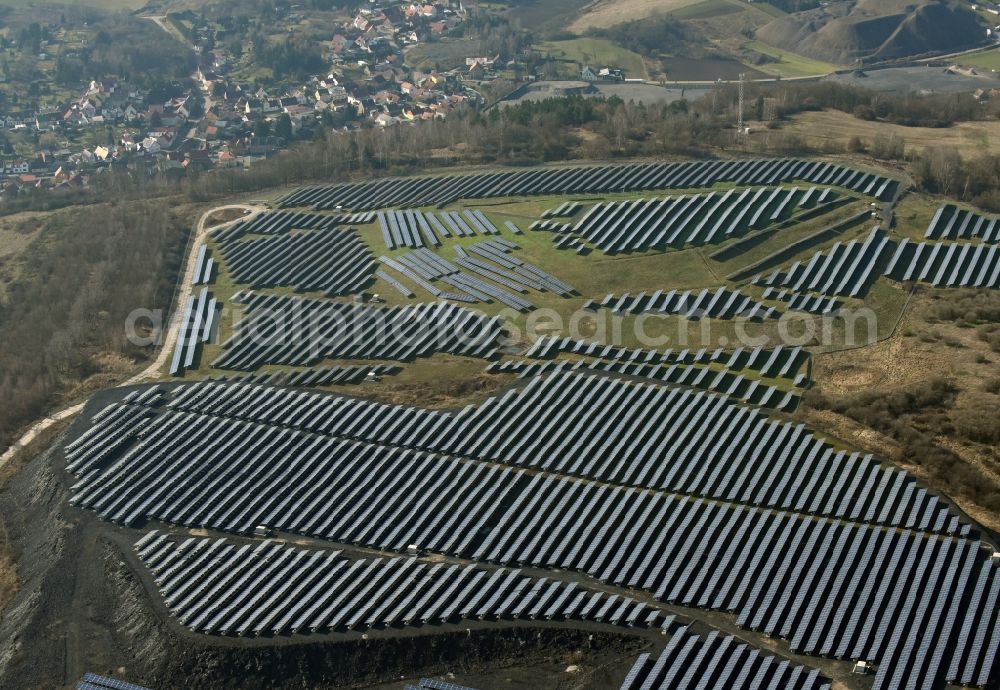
xmin=0 ymin=1 xmax=553 ymax=198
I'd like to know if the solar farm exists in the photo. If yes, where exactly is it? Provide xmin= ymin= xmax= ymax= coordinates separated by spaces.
xmin=55 ymin=157 xmax=1000 ymax=689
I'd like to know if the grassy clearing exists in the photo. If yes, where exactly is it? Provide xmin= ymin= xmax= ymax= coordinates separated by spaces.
xmin=536 ymin=38 xmax=649 ymax=80
xmin=803 ymin=278 xmax=911 ymax=355
xmin=955 ymin=46 xmax=1000 ymax=72
xmin=744 ymin=40 xmax=842 ymax=78
xmin=780 ymin=109 xmax=1000 ymax=159
xmin=350 ymin=354 xmax=513 ymax=409
xmin=893 ymin=194 xmax=945 ymax=242
xmin=405 ymin=38 xmax=484 ymax=71
xmin=0 ymin=212 xmax=50 ymax=303
xmin=205 ymin=208 xmax=253 ymax=228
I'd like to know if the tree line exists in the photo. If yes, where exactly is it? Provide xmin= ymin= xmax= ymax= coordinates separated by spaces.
xmin=8 ymin=81 xmax=1000 ymax=215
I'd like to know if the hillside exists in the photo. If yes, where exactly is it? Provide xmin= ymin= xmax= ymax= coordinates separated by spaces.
xmin=755 ymin=0 xmax=988 ymax=64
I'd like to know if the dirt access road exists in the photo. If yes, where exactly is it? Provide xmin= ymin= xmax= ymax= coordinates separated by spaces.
xmin=0 ymin=203 xmax=265 ymax=470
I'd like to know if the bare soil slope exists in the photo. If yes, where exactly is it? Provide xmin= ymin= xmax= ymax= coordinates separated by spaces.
xmin=756 ymin=0 xmax=986 ymax=64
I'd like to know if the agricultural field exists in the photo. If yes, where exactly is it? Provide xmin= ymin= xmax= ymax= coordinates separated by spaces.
xmin=405 ymin=37 xmax=484 ymax=71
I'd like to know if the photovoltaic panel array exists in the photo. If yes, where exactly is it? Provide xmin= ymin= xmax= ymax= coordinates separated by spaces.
xmin=77 ymin=673 xmax=152 ymax=690
xmin=885 ymin=239 xmax=1000 ymax=288
xmin=524 ymin=337 xmax=809 ymax=383
xmin=542 ymin=201 xmax=583 ymax=218
xmin=220 ymin=227 xmax=374 ymax=295
xmin=62 ymin=376 xmax=1000 ymax=690
xmin=214 ymin=210 xmax=374 ymax=244
xmin=169 ymin=288 xmax=217 ymax=376
xmin=924 ymin=204 xmax=1000 ymax=242
xmin=69 ymin=371 xmax=960 ymax=535
xmin=376 ymin=209 xmax=500 ymax=250
xmin=755 ymin=229 xmax=1000 ymax=297
xmin=135 ymin=532 xmax=670 ymax=636
xmin=473 ymin=476 xmax=996 ymax=690
xmin=71 ymin=403 xmax=518 ymax=553
xmin=277 ymin=159 xmax=897 ymax=210
xmin=212 ymin=292 xmax=503 ymax=370
xmin=585 ymin=287 xmax=776 ymax=321
xmin=378 ymin=239 xmax=574 ymax=311
xmin=381 ymin=248 xmax=533 ymax=311
xmin=463 ymin=238 xmax=575 ymax=295
xmin=485 ymin=358 xmax=800 ymax=411
xmin=570 ymin=186 xmax=833 ymax=253
xmin=191 ymin=245 xmax=214 ymax=286
xmin=752 ymin=227 xmax=891 ymax=298
xmin=761 ymin=289 xmax=842 ymax=316
xmin=412 ymin=680 xmax=480 ymax=690
xmin=619 ymin=628 xmax=830 ymax=690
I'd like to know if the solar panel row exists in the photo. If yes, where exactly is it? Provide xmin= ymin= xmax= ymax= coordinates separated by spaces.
xmin=377 ymin=209 xmax=500 ymax=250
xmin=523 ymin=336 xmax=809 ymax=382
xmin=416 ymin=679 xmax=480 ymax=690
xmin=136 ymin=532 xmax=669 ymax=636
xmin=211 ymin=292 xmax=503 ymax=370
xmin=752 ymin=224 xmax=1000 ymax=308
xmin=552 ymin=235 xmax=585 ymax=252
xmin=375 ymin=240 xmax=574 ymax=309
xmin=218 ymin=228 xmax=375 ymax=296
xmin=753 ymin=227 xmax=891 ymax=298
xmin=761 ymin=289 xmax=842 ymax=317
xmin=465 ymin=238 xmax=574 ymax=296
xmin=542 ymin=201 xmax=583 ymax=219
xmin=585 ymin=287 xmax=777 ymax=321
xmin=924 ymin=204 xmax=1000 ymax=242
xmin=214 ymin=210 xmax=374 ymax=244
xmin=277 ymin=159 xmax=896 ymax=211
xmin=619 ymin=627 xmax=830 ymax=690
xmin=885 ymin=239 xmax=1000 ymax=288
xmin=529 ymin=219 xmax=572 ymax=233
xmin=946 ymin=558 xmax=1000 ymax=687
xmin=224 ymin=371 xmax=935 ymax=530
xmin=484 ymin=358 xmax=801 ymax=411
xmin=571 ymin=186 xmax=831 ymax=254
xmin=191 ymin=245 xmax=214 ymax=286
xmin=504 ymin=220 xmax=523 ymax=235
xmin=79 ymin=673 xmax=152 ymax=690
xmin=376 ymin=269 xmax=417 ymax=298
xmin=385 ymin=248 xmax=534 ymax=312
xmin=168 ymin=288 xmax=217 ymax=376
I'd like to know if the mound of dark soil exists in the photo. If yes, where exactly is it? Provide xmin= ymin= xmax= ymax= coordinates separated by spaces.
xmin=756 ymin=0 xmax=987 ymax=64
